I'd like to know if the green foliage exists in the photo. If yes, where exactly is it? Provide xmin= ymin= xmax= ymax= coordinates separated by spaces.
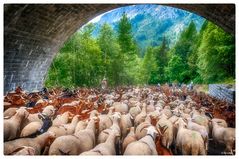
xmin=164 ymin=54 xmax=185 ymax=83
xmin=117 ymin=12 xmax=141 ymax=85
xmin=197 ymin=21 xmax=235 ymax=83
xmin=97 ymin=23 xmax=122 ymax=86
xmin=140 ymin=47 xmax=158 ymax=84
xmin=154 ymin=37 xmax=169 ymax=83
xmin=45 ymin=15 xmax=235 ymax=88
xmin=118 ymin=12 xmax=136 ymax=56
xmin=45 ymin=24 xmax=103 ymax=88
xmin=165 ymin=21 xmax=198 ymax=83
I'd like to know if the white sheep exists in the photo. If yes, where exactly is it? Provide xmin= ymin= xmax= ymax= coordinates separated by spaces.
xmin=124 ymin=126 xmax=158 ymax=155
xmin=211 ymin=119 xmax=235 ymax=154
xmin=122 ymin=127 xmax=137 ymax=153
xmin=49 ymin=117 xmax=98 ymax=155
xmin=4 ymin=107 xmax=29 ymax=141
xmin=156 ymin=113 xmax=174 ymax=149
xmin=186 ymin=117 xmax=209 ymax=152
xmin=80 ymin=129 xmax=120 ymax=155
xmin=175 ymin=118 xmax=206 ymax=155
xmin=4 ymin=131 xmax=56 ymax=155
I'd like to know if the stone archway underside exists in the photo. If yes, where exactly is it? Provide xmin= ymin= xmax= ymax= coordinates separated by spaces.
xmin=4 ymin=4 xmax=235 ymax=92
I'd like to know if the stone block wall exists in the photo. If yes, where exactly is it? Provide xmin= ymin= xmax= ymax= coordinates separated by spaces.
xmin=208 ymin=84 xmax=235 ymax=103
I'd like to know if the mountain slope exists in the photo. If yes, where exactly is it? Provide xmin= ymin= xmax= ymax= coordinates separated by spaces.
xmin=84 ymin=4 xmax=205 ymax=55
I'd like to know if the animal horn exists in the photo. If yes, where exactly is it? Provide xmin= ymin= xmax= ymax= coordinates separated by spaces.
xmin=161 ymin=125 xmax=168 ymax=134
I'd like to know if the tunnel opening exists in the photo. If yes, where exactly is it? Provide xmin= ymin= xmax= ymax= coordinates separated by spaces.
xmin=3 ymin=4 xmax=235 ymax=156
xmin=43 ymin=4 xmax=235 ymax=91
xmin=4 ymin=4 xmax=235 ymax=93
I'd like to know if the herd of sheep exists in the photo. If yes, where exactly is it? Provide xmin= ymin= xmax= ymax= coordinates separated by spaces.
xmin=3 ymin=85 xmax=235 ymax=155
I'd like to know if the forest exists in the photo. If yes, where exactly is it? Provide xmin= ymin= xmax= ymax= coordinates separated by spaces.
xmin=44 ymin=13 xmax=235 ymax=88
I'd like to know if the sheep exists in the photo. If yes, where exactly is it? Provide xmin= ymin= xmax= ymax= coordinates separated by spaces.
xmin=4 ymin=107 xmax=17 ymax=118
xmin=175 ymin=118 xmax=206 ymax=155
xmin=89 ymin=109 xmax=100 ymax=118
xmin=148 ymin=107 xmax=161 ymax=119
xmin=183 ymin=103 xmax=192 ymax=114
xmin=135 ymin=114 xmax=152 ymax=140
xmin=113 ymin=102 xmax=129 ymax=113
xmin=190 ymin=107 xmax=200 ymax=118
xmin=49 ymin=117 xmax=98 ymax=155
xmin=156 ymin=113 xmax=174 ymax=149
xmin=4 ymin=131 xmax=56 ymax=155
xmin=80 ymin=129 xmax=120 ymax=155
xmin=52 ymin=111 xmax=70 ymax=126
xmin=122 ymin=127 xmax=137 ymax=153
xmin=9 ymin=146 xmax=36 ymax=155
xmin=128 ymin=97 xmax=139 ymax=108
xmin=119 ymin=113 xmax=133 ymax=139
xmin=168 ymin=115 xmax=179 ymax=124
xmin=21 ymin=112 xmax=53 ymax=137
xmin=191 ymin=113 xmax=209 ymax=134
xmin=42 ymin=105 xmax=56 ymax=117
xmin=4 ymin=107 xmax=29 ymax=141
xmin=161 ymin=106 xmax=173 ymax=118
xmin=97 ymin=112 xmax=121 ymax=144
xmin=179 ymin=109 xmax=191 ymax=120
xmin=124 ymin=126 xmax=158 ymax=155
xmin=20 ymin=121 xmax=42 ymax=137
xmin=208 ymin=118 xmax=228 ymax=138
xmin=129 ymin=105 xmax=141 ymax=119
xmin=74 ymin=120 xmax=87 ymax=133
xmin=47 ymin=115 xmax=80 ymax=137
xmin=186 ymin=118 xmax=209 ymax=152
xmin=146 ymin=104 xmax=155 ymax=113
xmin=21 ymin=112 xmax=44 ymax=129
xmin=211 ymin=119 xmax=235 ymax=154
xmin=98 ymin=108 xmax=114 ymax=133
xmin=134 ymin=103 xmax=147 ymax=127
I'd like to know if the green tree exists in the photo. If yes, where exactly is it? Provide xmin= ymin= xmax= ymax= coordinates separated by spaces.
xmin=154 ymin=37 xmax=169 ymax=83
xmin=197 ymin=21 xmax=235 ymax=83
xmin=45 ymin=24 xmax=103 ymax=88
xmin=164 ymin=54 xmax=185 ymax=83
xmin=98 ymin=23 xmax=122 ymax=86
xmin=166 ymin=21 xmax=198 ymax=83
xmin=140 ymin=47 xmax=158 ymax=84
xmin=117 ymin=12 xmax=140 ymax=85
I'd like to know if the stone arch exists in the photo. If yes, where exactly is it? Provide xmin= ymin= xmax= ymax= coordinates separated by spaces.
xmin=4 ymin=4 xmax=235 ymax=92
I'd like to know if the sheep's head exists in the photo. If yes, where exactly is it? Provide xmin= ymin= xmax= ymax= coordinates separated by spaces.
xmin=145 ymin=126 xmax=158 ymax=139
xmin=175 ymin=118 xmax=187 ymax=128
xmin=112 ymin=112 xmax=121 ymax=120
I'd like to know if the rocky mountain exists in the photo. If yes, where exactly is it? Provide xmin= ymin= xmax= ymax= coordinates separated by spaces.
xmin=85 ymin=4 xmax=205 ymax=55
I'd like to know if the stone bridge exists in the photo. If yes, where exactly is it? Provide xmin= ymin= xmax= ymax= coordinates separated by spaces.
xmin=4 ymin=4 xmax=235 ymax=93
